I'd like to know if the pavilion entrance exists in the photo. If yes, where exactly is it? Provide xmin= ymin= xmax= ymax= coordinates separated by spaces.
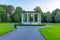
xmin=21 ymin=11 xmax=41 ymax=24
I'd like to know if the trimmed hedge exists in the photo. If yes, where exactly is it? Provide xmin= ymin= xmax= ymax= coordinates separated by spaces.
xmin=16 ymin=23 xmax=45 ymax=26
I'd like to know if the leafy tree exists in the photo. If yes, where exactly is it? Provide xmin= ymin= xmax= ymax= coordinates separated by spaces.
xmin=51 ymin=8 xmax=60 ymax=23
xmin=15 ymin=7 xmax=22 ymax=13
xmin=11 ymin=7 xmax=23 ymax=22
xmin=46 ymin=11 xmax=51 ymax=23
xmin=55 ymin=10 xmax=60 ymax=23
xmin=0 ymin=7 xmax=6 ymax=22
xmin=0 ymin=5 xmax=8 ymax=13
xmin=34 ymin=6 xmax=43 ymax=22
xmin=7 ymin=5 xmax=14 ymax=14
xmin=6 ymin=5 xmax=14 ymax=22
xmin=0 ymin=5 xmax=14 ymax=22
xmin=34 ymin=6 xmax=43 ymax=14
xmin=13 ymin=13 xmax=20 ymax=22
xmin=42 ymin=13 xmax=47 ymax=22
xmin=42 ymin=11 xmax=51 ymax=23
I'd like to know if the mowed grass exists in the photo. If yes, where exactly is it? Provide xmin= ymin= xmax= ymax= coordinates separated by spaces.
xmin=0 ymin=23 xmax=16 ymax=36
xmin=39 ymin=23 xmax=60 ymax=40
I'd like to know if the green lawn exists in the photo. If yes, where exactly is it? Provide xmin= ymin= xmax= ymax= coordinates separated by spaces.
xmin=39 ymin=23 xmax=60 ymax=40
xmin=0 ymin=23 xmax=16 ymax=36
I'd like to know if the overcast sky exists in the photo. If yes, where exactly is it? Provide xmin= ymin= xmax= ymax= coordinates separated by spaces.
xmin=0 ymin=0 xmax=60 ymax=12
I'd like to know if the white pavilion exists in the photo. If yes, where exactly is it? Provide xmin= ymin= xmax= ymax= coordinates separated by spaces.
xmin=21 ymin=11 xmax=41 ymax=24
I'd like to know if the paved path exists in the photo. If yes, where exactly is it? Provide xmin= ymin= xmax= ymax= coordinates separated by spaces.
xmin=0 ymin=26 xmax=45 ymax=40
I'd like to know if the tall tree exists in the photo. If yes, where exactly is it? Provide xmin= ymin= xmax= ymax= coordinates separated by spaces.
xmin=42 ymin=11 xmax=51 ymax=23
xmin=34 ymin=6 xmax=43 ymax=14
xmin=11 ymin=7 xmax=23 ymax=22
xmin=7 ymin=5 xmax=14 ymax=14
xmin=46 ymin=11 xmax=51 ymax=23
xmin=34 ymin=6 xmax=43 ymax=22
xmin=51 ymin=8 xmax=60 ymax=23
xmin=0 ymin=7 xmax=6 ymax=22
xmin=55 ymin=10 xmax=60 ymax=23
xmin=6 ymin=5 xmax=14 ymax=22
xmin=0 ymin=5 xmax=8 ymax=13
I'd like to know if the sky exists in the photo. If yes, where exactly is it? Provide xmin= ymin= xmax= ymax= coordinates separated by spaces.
xmin=0 ymin=0 xmax=60 ymax=12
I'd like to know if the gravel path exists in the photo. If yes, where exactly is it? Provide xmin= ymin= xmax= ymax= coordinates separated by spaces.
xmin=0 ymin=26 xmax=45 ymax=40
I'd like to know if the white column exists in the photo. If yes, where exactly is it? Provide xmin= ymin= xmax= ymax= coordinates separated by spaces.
xmin=33 ymin=13 xmax=35 ymax=23
xmin=38 ymin=13 xmax=39 ymax=22
xmin=38 ymin=13 xmax=41 ymax=24
xmin=27 ymin=13 xmax=29 ymax=23
xmin=21 ymin=14 xmax=24 ymax=23
xmin=40 ymin=14 xmax=41 ymax=24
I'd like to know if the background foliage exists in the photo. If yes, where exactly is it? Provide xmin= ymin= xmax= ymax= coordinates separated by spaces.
xmin=0 ymin=4 xmax=60 ymax=23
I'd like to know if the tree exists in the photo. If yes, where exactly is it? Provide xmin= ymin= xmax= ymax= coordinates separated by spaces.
xmin=11 ymin=7 xmax=23 ymax=22
xmin=10 ymin=14 xmax=14 ymax=22
xmin=34 ymin=6 xmax=43 ymax=22
xmin=55 ymin=10 xmax=60 ymax=23
xmin=34 ymin=6 xmax=43 ymax=14
xmin=42 ymin=11 xmax=51 ymax=23
xmin=0 ymin=5 xmax=8 ymax=13
xmin=46 ymin=11 xmax=51 ymax=23
xmin=13 ymin=13 xmax=20 ymax=22
xmin=0 ymin=7 xmax=6 ymax=22
xmin=15 ymin=7 xmax=22 ymax=13
xmin=51 ymin=8 xmax=60 ymax=23
xmin=7 ymin=5 xmax=14 ymax=14
xmin=6 ymin=5 xmax=14 ymax=22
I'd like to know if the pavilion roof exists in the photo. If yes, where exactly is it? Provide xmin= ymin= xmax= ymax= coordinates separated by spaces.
xmin=22 ymin=11 xmax=38 ymax=13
